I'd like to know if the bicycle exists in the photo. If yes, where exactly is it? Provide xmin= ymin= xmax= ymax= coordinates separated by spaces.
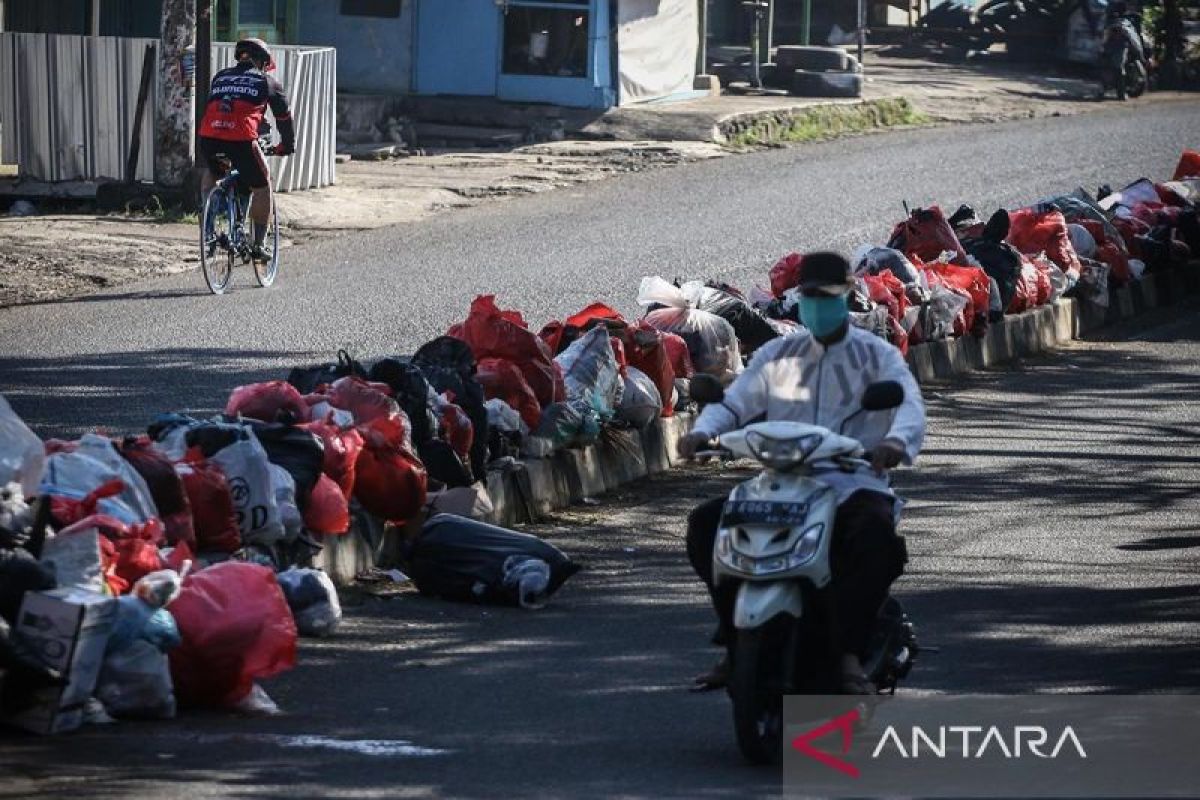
xmin=200 ymin=138 xmax=282 ymax=294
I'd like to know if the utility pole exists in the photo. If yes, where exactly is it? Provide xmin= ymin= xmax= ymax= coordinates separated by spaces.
xmin=154 ymin=0 xmax=196 ymax=189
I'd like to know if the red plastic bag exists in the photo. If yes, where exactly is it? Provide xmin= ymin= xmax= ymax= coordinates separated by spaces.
xmin=353 ymin=427 xmax=427 ymax=524
xmin=889 ymin=206 xmax=969 ymax=266
xmin=609 ymin=336 xmax=629 ymax=378
xmin=168 ymin=562 xmax=297 ymax=708
xmin=50 ymin=478 xmax=126 ymax=528
xmin=566 ymin=302 xmax=626 ymax=330
xmin=626 ymin=323 xmax=676 ymax=419
xmin=1007 ymin=259 xmax=1042 ymax=314
xmin=924 ymin=262 xmax=990 ymax=335
xmin=304 ymin=473 xmax=350 ymax=535
xmin=1173 ymin=149 xmax=1200 ymax=181
xmin=888 ymin=317 xmax=909 ymax=356
xmin=660 ymin=332 xmax=694 ymax=379
xmin=437 ymin=396 xmax=474 ymax=463
xmin=57 ymin=513 xmax=128 ymax=595
xmin=225 ymin=380 xmax=309 ymax=423
xmin=477 ymin=357 xmax=542 ymax=430
xmin=328 ymin=377 xmax=411 ymax=449
xmin=769 ymin=252 xmax=805 ymax=298
xmin=1007 ymin=208 xmax=1083 ymax=279
xmin=301 ymin=418 xmax=364 ymax=499
xmin=119 ymin=436 xmax=195 ymax=547
xmin=921 ymin=267 xmax=974 ymax=335
xmin=862 ymin=270 xmax=910 ymax=325
xmin=449 ymin=295 xmax=565 ymax=407
xmin=176 ymin=458 xmax=241 ymax=554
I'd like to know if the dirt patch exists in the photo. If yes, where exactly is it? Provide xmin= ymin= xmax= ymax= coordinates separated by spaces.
xmin=0 ymin=216 xmax=196 ymax=306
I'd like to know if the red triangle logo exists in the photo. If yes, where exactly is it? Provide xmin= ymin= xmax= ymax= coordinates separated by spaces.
xmin=791 ymin=708 xmax=862 ymax=778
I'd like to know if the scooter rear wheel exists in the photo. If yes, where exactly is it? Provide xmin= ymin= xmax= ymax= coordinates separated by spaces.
xmin=730 ymin=628 xmax=784 ymax=765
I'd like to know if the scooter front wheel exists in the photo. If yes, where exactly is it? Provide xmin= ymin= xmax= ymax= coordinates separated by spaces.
xmin=730 ymin=628 xmax=784 ymax=765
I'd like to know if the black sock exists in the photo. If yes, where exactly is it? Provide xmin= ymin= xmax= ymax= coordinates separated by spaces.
xmin=253 ymin=222 xmax=267 ymax=248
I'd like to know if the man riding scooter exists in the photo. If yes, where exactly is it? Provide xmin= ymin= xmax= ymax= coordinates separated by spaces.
xmin=677 ymin=252 xmax=925 ymax=694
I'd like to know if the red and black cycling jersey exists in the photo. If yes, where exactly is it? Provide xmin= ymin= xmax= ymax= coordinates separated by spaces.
xmin=200 ymin=61 xmax=295 ymax=147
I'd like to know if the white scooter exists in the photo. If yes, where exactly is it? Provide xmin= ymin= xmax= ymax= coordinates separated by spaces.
xmin=690 ymin=377 xmax=919 ymax=765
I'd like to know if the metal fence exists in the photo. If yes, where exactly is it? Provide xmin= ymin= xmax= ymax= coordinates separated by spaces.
xmin=0 ymin=33 xmax=336 ymax=192
xmin=0 ymin=33 xmax=157 ymax=182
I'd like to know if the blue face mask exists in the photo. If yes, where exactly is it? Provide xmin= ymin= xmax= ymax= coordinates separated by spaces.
xmin=798 ymin=294 xmax=849 ymax=338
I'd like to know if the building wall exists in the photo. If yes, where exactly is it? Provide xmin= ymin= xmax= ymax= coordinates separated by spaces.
xmin=297 ymin=0 xmax=412 ymax=94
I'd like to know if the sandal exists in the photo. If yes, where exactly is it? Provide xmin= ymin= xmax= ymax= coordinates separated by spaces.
xmin=690 ymin=655 xmax=730 ymax=693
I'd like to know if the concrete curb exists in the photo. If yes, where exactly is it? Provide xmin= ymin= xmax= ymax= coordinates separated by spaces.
xmin=316 ymin=264 xmax=1199 ymax=585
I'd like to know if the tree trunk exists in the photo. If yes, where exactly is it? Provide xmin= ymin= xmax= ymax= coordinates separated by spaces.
xmin=154 ymin=0 xmax=196 ymax=188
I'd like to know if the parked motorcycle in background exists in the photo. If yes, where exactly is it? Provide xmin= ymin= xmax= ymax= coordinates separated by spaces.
xmin=1098 ymin=3 xmax=1150 ymax=100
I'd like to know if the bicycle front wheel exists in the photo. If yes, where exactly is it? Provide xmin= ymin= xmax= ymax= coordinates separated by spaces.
xmin=253 ymin=203 xmax=280 ymax=288
xmin=200 ymin=189 xmax=235 ymax=295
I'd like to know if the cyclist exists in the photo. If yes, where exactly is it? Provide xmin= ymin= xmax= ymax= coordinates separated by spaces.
xmin=199 ymin=38 xmax=295 ymax=262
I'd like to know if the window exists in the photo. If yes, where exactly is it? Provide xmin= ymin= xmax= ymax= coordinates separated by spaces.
xmin=341 ymin=0 xmax=403 ymax=17
xmin=502 ymin=7 xmax=590 ymax=78
xmin=239 ymin=0 xmax=276 ymax=25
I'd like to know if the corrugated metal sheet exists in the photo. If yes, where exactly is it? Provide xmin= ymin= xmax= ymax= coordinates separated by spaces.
xmin=1 ymin=32 xmax=158 ymax=182
xmin=1 ymin=34 xmax=335 ymax=191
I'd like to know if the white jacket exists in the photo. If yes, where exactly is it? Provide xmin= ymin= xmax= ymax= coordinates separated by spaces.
xmin=692 ymin=326 xmax=925 ymax=501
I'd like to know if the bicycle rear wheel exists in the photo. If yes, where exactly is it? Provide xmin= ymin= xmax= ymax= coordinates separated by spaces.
xmin=201 ymin=189 xmax=235 ymax=295
xmin=253 ymin=203 xmax=280 ymax=288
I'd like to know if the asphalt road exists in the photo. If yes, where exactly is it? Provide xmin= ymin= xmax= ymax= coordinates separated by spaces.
xmin=0 ymin=101 xmax=1197 ymax=436
xmin=1 ymin=105 xmax=1198 ymax=798
xmin=2 ymin=308 xmax=1197 ymax=799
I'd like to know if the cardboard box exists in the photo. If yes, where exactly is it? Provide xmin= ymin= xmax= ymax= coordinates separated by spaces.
xmin=4 ymin=587 xmax=116 ymax=735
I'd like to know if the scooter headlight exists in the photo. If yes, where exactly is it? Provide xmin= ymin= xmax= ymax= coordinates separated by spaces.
xmin=788 ymin=522 xmax=825 ymax=568
xmin=744 ymin=430 xmax=821 ymax=469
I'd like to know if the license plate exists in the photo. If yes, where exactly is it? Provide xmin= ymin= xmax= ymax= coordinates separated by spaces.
xmin=721 ymin=500 xmax=810 ymax=527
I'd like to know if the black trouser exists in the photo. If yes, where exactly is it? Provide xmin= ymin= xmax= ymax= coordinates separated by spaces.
xmin=686 ymin=489 xmax=907 ymax=660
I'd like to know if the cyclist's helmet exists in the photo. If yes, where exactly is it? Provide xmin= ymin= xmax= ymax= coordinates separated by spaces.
xmin=234 ymin=38 xmax=275 ymax=72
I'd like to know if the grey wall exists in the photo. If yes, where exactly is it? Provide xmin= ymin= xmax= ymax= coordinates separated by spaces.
xmin=297 ymin=0 xmax=412 ymax=94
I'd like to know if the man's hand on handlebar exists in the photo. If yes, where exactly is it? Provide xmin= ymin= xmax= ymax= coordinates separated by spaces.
xmin=870 ymin=438 xmax=907 ymax=475
xmin=269 ymin=142 xmax=295 ymax=157
xmin=677 ymin=432 xmax=714 ymax=461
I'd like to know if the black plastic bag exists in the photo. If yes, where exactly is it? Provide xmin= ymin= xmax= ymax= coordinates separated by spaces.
xmin=287 ymin=349 xmax=367 ymax=394
xmin=962 ymin=209 xmax=1023 ymax=312
xmin=407 ymin=514 xmax=580 ymax=606
xmin=0 ymin=548 xmax=55 ymax=625
xmin=413 ymin=337 xmax=490 ymax=477
xmin=368 ymin=357 xmax=436 ymax=447
xmin=698 ymin=283 xmax=781 ymax=356
xmin=242 ymin=422 xmax=325 ymax=513
xmin=417 ymin=439 xmax=473 ymax=490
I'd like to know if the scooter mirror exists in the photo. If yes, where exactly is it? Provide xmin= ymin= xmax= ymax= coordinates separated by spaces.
xmin=861 ymin=380 xmax=904 ymax=412
xmin=689 ymin=374 xmax=726 ymax=405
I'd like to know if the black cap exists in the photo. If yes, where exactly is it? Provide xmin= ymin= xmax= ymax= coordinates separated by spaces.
xmin=798 ymin=252 xmax=855 ymax=296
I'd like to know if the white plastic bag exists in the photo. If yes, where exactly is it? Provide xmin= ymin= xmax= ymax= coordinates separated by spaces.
xmin=617 ymin=367 xmax=663 ymax=429
xmin=277 ymin=567 xmax=343 ymax=637
xmin=555 ymin=327 xmax=623 ymax=419
xmin=485 ymin=398 xmax=527 ymax=435
xmin=849 ymin=305 xmax=891 ymax=342
xmin=923 ymin=285 xmax=969 ymax=341
xmin=42 ymin=435 xmax=159 ymax=525
xmin=209 ymin=429 xmax=283 ymax=546
xmin=0 ymin=395 xmax=44 ymax=497
xmin=270 ymin=464 xmax=303 ymax=544
xmin=502 ymin=555 xmax=551 ymax=610
xmin=95 ymin=639 xmax=177 ymax=719
xmin=637 ymin=277 xmax=742 ymax=382
xmin=1080 ymin=260 xmax=1111 ymax=308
